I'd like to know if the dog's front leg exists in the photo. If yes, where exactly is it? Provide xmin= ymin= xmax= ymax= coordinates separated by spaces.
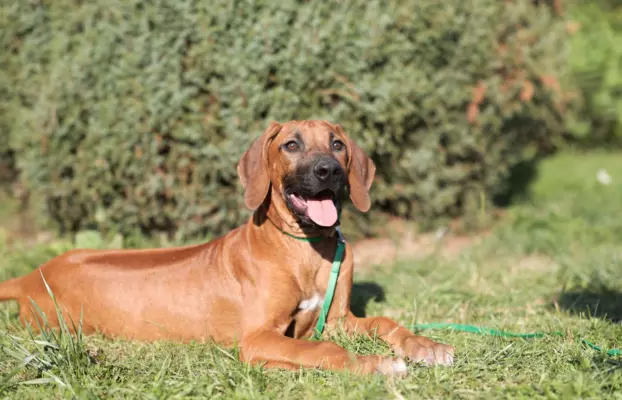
xmin=339 ymin=312 xmax=455 ymax=366
xmin=238 ymin=330 xmax=406 ymax=376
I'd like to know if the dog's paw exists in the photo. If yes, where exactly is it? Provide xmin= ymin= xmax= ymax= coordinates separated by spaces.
xmin=398 ymin=337 xmax=455 ymax=367
xmin=352 ymin=355 xmax=408 ymax=376
xmin=375 ymin=357 xmax=408 ymax=377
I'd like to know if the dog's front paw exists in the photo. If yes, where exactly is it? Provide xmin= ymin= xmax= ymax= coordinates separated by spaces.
xmin=398 ymin=337 xmax=455 ymax=366
xmin=375 ymin=356 xmax=408 ymax=377
xmin=352 ymin=355 xmax=408 ymax=377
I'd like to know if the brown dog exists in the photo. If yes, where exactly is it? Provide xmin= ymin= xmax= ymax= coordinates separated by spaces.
xmin=0 ymin=120 xmax=454 ymax=375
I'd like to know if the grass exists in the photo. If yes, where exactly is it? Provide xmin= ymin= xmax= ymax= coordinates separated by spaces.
xmin=1 ymin=150 xmax=622 ymax=399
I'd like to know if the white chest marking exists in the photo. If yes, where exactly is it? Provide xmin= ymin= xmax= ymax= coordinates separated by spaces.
xmin=298 ymin=293 xmax=323 ymax=312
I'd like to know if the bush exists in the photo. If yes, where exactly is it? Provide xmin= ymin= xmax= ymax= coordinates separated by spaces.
xmin=565 ymin=1 xmax=622 ymax=146
xmin=0 ymin=135 xmax=15 ymax=187
xmin=2 ymin=0 xmax=576 ymax=241
xmin=0 ymin=36 xmax=16 ymax=187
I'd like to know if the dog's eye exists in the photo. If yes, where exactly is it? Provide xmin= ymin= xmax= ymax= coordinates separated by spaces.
xmin=284 ymin=141 xmax=299 ymax=152
xmin=332 ymin=140 xmax=345 ymax=151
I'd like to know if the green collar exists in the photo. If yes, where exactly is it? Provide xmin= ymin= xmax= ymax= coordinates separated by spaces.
xmin=276 ymin=224 xmax=346 ymax=340
xmin=278 ymin=229 xmax=327 ymax=243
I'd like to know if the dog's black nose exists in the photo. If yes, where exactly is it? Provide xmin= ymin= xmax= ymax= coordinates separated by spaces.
xmin=314 ymin=158 xmax=343 ymax=182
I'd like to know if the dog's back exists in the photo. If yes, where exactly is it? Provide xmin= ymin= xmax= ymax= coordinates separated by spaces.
xmin=0 ymin=227 xmax=248 ymax=343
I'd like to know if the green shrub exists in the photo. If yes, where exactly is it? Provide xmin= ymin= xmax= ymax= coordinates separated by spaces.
xmin=0 ymin=40 xmax=16 ymax=187
xmin=0 ymin=136 xmax=15 ymax=187
xmin=565 ymin=1 xmax=622 ymax=146
xmin=0 ymin=85 xmax=14 ymax=186
xmin=2 ymin=0 xmax=575 ymax=241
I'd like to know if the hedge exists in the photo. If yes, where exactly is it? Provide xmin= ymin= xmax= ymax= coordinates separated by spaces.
xmin=0 ymin=46 xmax=16 ymax=187
xmin=1 ymin=0 xmax=576 ymax=241
xmin=565 ymin=0 xmax=622 ymax=146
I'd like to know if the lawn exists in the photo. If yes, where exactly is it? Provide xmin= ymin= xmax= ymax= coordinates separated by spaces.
xmin=1 ymin=151 xmax=622 ymax=399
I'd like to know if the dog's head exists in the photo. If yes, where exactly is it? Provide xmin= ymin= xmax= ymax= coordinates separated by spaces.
xmin=237 ymin=120 xmax=376 ymax=229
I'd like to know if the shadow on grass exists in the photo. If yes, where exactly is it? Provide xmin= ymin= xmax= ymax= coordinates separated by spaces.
xmin=493 ymin=158 xmax=540 ymax=207
xmin=556 ymin=283 xmax=622 ymax=323
xmin=350 ymin=282 xmax=385 ymax=318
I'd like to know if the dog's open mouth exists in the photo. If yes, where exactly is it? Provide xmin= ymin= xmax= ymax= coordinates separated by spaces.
xmin=287 ymin=190 xmax=338 ymax=227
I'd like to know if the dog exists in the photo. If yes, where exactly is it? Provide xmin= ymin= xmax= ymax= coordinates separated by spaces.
xmin=0 ymin=120 xmax=454 ymax=375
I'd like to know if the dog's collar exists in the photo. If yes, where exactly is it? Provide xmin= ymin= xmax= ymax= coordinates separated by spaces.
xmin=269 ymin=217 xmax=346 ymax=340
xmin=266 ymin=212 xmax=341 ymax=243
xmin=278 ymin=229 xmax=326 ymax=243
xmin=274 ymin=223 xmax=345 ymax=243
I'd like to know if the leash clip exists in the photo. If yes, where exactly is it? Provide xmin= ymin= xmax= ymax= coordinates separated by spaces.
xmin=335 ymin=226 xmax=346 ymax=243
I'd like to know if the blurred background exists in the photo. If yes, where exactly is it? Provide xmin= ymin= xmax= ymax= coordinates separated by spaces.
xmin=1 ymin=2 xmax=622 ymax=396
xmin=0 ymin=0 xmax=620 ymax=247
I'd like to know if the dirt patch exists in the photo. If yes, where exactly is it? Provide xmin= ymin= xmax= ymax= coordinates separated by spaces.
xmin=352 ymin=217 xmax=492 ymax=270
xmin=512 ymin=254 xmax=556 ymax=273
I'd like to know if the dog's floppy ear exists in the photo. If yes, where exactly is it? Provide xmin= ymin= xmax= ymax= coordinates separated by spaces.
xmin=237 ymin=121 xmax=282 ymax=210
xmin=335 ymin=124 xmax=376 ymax=212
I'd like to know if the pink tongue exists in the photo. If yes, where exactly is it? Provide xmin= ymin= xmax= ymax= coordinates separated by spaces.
xmin=306 ymin=196 xmax=338 ymax=227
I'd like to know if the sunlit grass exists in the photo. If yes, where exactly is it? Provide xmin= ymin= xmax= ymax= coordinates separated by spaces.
xmin=1 ymin=150 xmax=621 ymax=398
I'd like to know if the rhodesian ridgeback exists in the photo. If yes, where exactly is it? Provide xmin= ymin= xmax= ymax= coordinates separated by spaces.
xmin=0 ymin=120 xmax=454 ymax=375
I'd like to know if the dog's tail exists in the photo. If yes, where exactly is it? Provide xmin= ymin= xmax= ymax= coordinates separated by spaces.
xmin=0 ymin=276 xmax=23 ymax=302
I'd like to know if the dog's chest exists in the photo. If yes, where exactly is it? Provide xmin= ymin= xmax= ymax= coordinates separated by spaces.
xmin=286 ymin=250 xmax=339 ymax=337
xmin=297 ymin=293 xmax=323 ymax=312
xmin=288 ymin=292 xmax=324 ymax=338
xmin=295 ymin=258 xmax=333 ymax=314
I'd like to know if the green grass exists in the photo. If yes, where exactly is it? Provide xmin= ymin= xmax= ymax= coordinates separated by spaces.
xmin=1 ymin=151 xmax=622 ymax=399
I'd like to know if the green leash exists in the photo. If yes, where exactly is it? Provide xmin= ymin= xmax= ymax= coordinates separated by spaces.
xmin=313 ymin=227 xmax=346 ymax=339
xmin=272 ymin=223 xmax=346 ymax=340
xmin=411 ymin=323 xmax=621 ymax=357
xmin=277 ymin=226 xmax=620 ymax=356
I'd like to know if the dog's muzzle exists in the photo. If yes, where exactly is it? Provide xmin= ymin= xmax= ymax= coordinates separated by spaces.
xmin=283 ymin=156 xmax=346 ymax=228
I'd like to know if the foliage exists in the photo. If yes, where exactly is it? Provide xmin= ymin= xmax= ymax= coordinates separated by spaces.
xmin=0 ymin=136 xmax=14 ymax=187
xmin=1 ymin=0 xmax=575 ymax=240
xmin=0 ymin=62 xmax=15 ymax=187
xmin=565 ymin=1 xmax=622 ymax=145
